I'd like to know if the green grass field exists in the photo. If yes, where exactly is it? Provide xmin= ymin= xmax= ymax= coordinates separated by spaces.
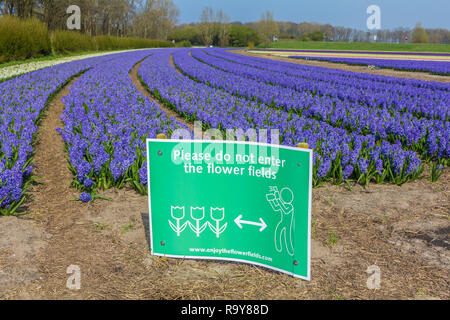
xmin=259 ymin=41 xmax=450 ymax=53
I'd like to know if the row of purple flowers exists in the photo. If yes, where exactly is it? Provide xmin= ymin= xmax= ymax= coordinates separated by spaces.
xmin=251 ymin=48 xmax=450 ymax=57
xmin=138 ymin=49 xmax=425 ymax=187
xmin=207 ymin=49 xmax=449 ymax=121
xmin=288 ymin=55 xmax=450 ymax=76
xmin=59 ymin=50 xmax=189 ymax=201
xmin=176 ymin=49 xmax=448 ymax=163
xmin=0 ymin=54 xmax=118 ymax=214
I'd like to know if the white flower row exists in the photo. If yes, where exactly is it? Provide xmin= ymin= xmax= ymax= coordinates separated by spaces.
xmin=0 ymin=49 xmax=149 ymax=81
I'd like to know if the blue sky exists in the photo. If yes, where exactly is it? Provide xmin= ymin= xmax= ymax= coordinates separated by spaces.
xmin=173 ymin=0 xmax=450 ymax=29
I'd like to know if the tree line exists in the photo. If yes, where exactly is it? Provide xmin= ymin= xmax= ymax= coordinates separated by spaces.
xmin=170 ymin=8 xmax=449 ymax=46
xmin=1 ymin=2 xmax=448 ymax=45
xmin=272 ymin=21 xmax=449 ymax=44
xmin=0 ymin=0 xmax=179 ymax=40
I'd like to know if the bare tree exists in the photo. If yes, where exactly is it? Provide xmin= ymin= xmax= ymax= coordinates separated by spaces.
xmin=216 ymin=8 xmax=230 ymax=47
xmin=412 ymin=22 xmax=429 ymax=43
xmin=198 ymin=6 xmax=214 ymax=46
xmin=257 ymin=10 xmax=278 ymax=46
xmin=133 ymin=0 xmax=178 ymax=40
xmin=0 ymin=0 xmax=38 ymax=17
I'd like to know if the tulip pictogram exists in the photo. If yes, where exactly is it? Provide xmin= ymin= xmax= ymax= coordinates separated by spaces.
xmin=188 ymin=207 xmax=208 ymax=237
xmin=169 ymin=206 xmax=188 ymax=236
xmin=208 ymin=208 xmax=228 ymax=238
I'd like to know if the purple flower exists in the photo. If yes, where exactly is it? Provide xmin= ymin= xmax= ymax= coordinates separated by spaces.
xmin=24 ymin=166 xmax=33 ymax=177
xmin=405 ymin=154 xmax=421 ymax=176
xmin=109 ymin=160 xmax=123 ymax=182
xmin=0 ymin=187 xmax=9 ymax=207
xmin=358 ymin=158 xmax=369 ymax=174
xmin=139 ymin=166 xmax=148 ymax=185
xmin=343 ymin=165 xmax=354 ymax=179
xmin=375 ymin=159 xmax=383 ymax=174
xmin=349 ymin=150 xmax=359 ymax=165
xmin=392 ymin=154 xmax=405 ymax=175
xmin=79 ymin=193 xmax=92 ymax=203
xmin=341 ymin=154 xmax=350 ymax=166
xmin=76 ymin=160 xmax=93 ymax=182
xmin=83 ymin=178 xmax=94 ymax=190
xmin=317 ymin=158 xmax=331 ymax=179
xmin=11 ymin=188 xmax=22 ymax=202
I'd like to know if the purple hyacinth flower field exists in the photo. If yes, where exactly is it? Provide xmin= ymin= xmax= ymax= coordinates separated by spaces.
xmin=0 ymin=45 xmax=448 ymax=300
xmin=1 ymin=47 xmax=448 ymax=212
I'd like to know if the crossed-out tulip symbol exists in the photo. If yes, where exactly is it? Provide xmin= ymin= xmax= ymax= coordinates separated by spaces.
xmin=188 ymin=207 xmax=208 ymax=237
xmin=208 ymin=208 xmax=228 ymax=238
xmin=169 ymin=206 xmax=188 ymax=236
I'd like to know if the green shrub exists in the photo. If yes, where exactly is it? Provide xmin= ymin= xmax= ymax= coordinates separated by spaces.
xmin=169 ymin=27 xmax=202 ymax=45
xmin=309 ymin=30 xmax=325 ymax=41
xmin=0 ymin=15 xmax=50 ymax=63
xmin=51 ymin=30 xmax=96 ymax=53
xmin=95 ymin=35 xmax=115 ymax=51
xmin=0 ymin=15 xmax=172 ymax=63
xmin=95 ymin=36 xmax=172 ymax=50
xmin=299 ymin=35 xmax=311 ymax=42
xmin=53 ymin=34 xmax=172 ymax=53
xmin=176 ymin=40 xmax=192 ymax=47
xmin=229 ymin=25 xmax=261 ymax=47
xmin=412 ymin=23 xmax=429 ymax=43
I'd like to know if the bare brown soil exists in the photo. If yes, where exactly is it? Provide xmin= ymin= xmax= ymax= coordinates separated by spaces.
xmin=0 ymin=57 xmax=448 ymax=300
xmin=233 ymin=50 xmax=450 ymax=83
xmin=130 ymin=60 xmax=194 ymax=131
xmin=170 ymin=53 xmax=184 ymax=76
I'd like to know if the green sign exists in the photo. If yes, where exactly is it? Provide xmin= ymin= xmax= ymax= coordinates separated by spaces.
xmin=146 ymin=139 xmax=312 ymax=280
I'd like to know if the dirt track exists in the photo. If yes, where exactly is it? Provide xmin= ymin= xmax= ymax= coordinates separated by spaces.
xmin=0 ymin=56 xmax=449 ymax=300
xmin=131 ymin=59 xmax=194 ymax=131
xmin=233 ymin=50 xmax=450 ymax=83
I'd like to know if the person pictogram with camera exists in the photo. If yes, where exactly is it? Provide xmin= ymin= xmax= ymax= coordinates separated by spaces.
xmin=266 ymin=186 xmax=295 ymax=256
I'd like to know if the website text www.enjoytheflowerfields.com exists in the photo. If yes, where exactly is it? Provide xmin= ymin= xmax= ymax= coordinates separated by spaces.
xmin=189 ymin=247 xmax=273 ymax=262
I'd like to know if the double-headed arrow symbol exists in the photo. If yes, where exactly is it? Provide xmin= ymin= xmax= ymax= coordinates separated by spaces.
xmin=234 ymin=214 xmax=267 ymax=232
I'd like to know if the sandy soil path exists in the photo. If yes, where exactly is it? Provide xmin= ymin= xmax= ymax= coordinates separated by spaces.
xmin=130 ymin=59 xmax=194 ymax=131
xmin=233 ymin=50 xmax=450 ymax=83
